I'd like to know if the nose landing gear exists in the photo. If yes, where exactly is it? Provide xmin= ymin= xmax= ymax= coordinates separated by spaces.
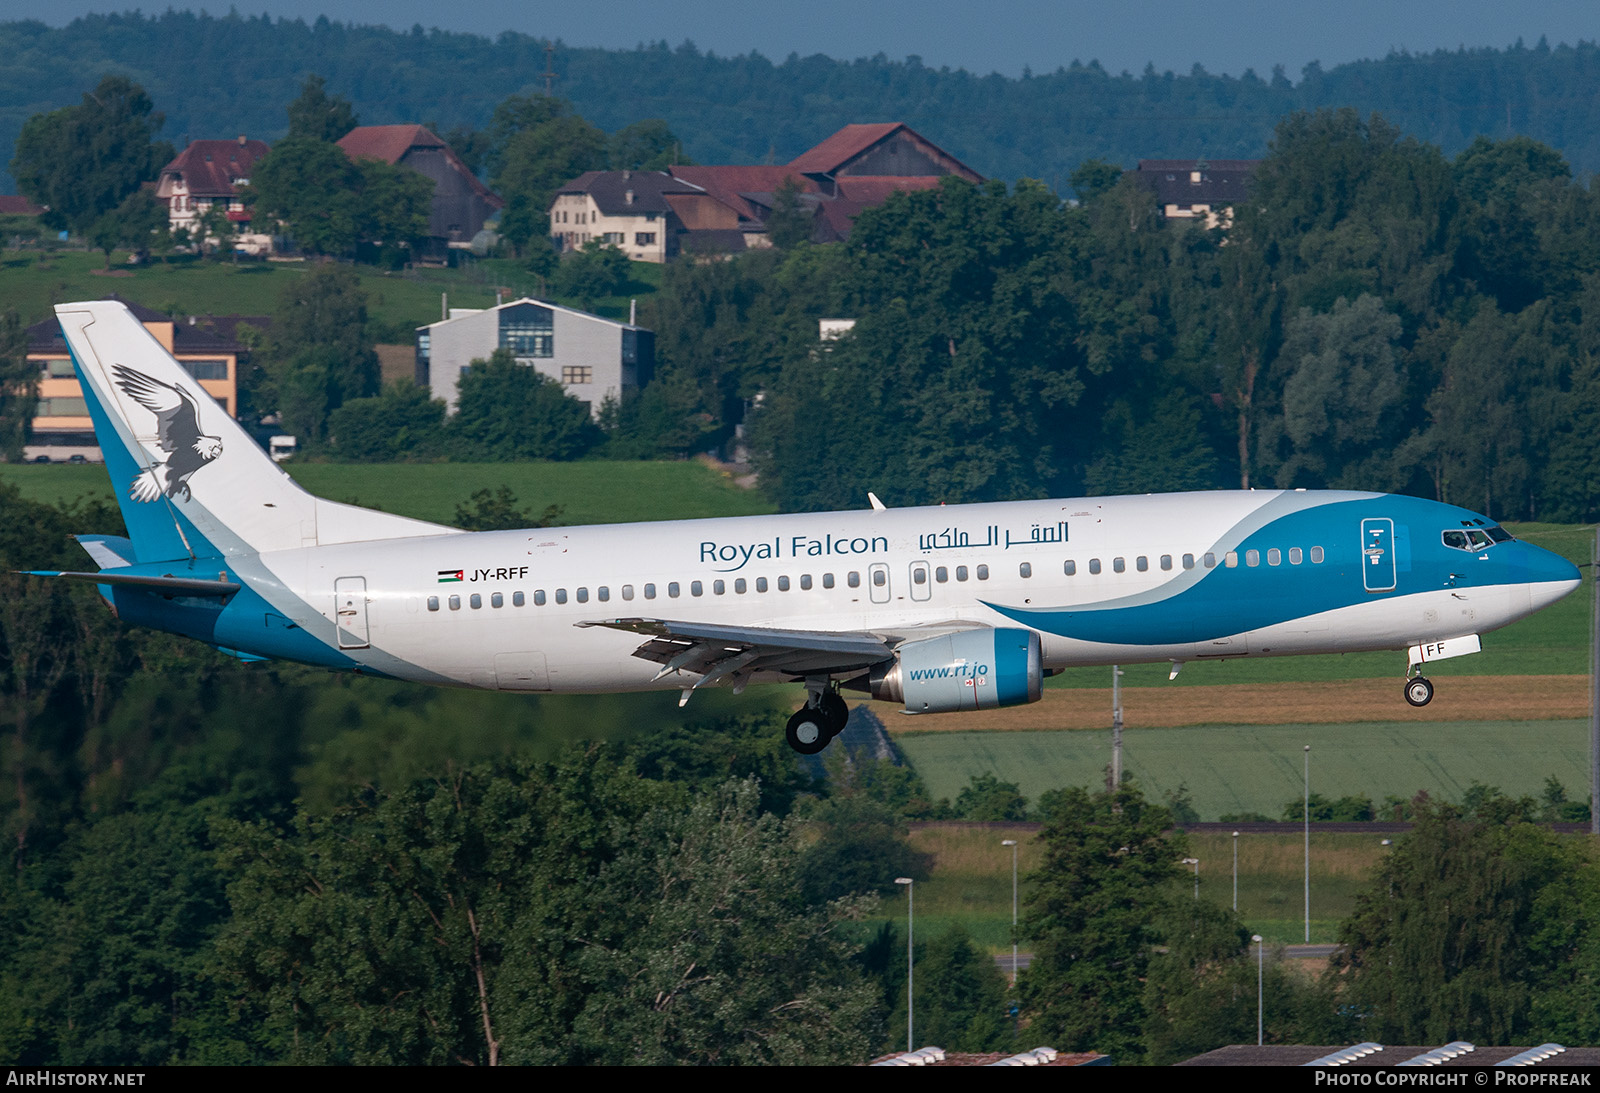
xmin=1403 ymin=674 xmax=1434 ymax=707
xmin=785 ymin=684 xmax=850 ymax=754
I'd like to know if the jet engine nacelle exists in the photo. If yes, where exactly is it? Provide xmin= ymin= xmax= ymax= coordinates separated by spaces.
xmin=868 ymin=628 xmax=1042 ymax=713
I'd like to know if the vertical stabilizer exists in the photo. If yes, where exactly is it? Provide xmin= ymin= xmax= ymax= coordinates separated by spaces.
xmin=56 ymin=301 xmax=456 ymax=560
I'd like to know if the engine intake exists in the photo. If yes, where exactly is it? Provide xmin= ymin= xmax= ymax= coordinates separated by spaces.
xmin=866 ymin=628 xmax=1042 ymax=714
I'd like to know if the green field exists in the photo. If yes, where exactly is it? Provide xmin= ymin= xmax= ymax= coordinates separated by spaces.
xmin=897 ymin=720 xmax=1592 ymax=822
xmin=0 ymin=249 xmax=662 ymax=332
xmin=871 ymin=824 xmax=1391 ymax=946
xmin=0 ymin=459 xmax=776 ymax=527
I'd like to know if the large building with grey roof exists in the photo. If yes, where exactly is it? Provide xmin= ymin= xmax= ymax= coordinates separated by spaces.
xmin=416 ymin=298 xmax=653 ymax=418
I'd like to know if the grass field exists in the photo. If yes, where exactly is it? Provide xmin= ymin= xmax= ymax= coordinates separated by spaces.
xmin=895 ymin=720 xmax=1592 ymax=821
xmin=0 ymin=459 xmax=776 ymax=527
xmin=0 ymin=249 xmax=662 ymax=333
xmin=869 ymin=824 xmax=1392 ymax=947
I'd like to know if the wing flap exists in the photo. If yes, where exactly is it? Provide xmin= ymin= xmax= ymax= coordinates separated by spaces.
xmin=578 ymin=617 xmax=895 ymax=679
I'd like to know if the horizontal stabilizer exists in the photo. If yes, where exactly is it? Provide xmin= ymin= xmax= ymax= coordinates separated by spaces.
xmin=74 ymin=534 xmax=138 ymax=568
xmin=22 ymin=570 xmax=241 ymax=597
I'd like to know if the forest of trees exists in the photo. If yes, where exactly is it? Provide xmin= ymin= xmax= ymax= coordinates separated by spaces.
xmin=7 ymin=13 xmax=1600 ymax=192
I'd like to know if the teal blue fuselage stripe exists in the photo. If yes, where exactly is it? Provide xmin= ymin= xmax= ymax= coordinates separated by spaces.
xmin=993 ymin=629 xmax=1031 ymax=706
xmin=984 ymin=496 xmax=1575 ymax=646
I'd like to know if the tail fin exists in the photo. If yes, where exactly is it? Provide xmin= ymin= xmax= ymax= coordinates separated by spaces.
xmin=56 ymin=300 xmax=457 ymax=561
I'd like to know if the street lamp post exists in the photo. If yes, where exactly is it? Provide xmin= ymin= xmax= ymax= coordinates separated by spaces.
xmin=1182 ymin=857 xmax=1199 ymax=900
xmin=1232 ymin=830 xmax=1240 ymax=912
xmin=1304 ymin=744 xmax=1311 ymax=944
xmin=896 ymin=877 xmax=914 ymax=1052
xmin=1001 ymin=840 xmax=1018 ymax=987
xmin=1254 ymin=934 xmax=1265 ymax=1045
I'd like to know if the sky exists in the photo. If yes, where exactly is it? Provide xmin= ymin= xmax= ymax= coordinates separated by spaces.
xmin=12 ymin=1 xmax=1600 ymax=80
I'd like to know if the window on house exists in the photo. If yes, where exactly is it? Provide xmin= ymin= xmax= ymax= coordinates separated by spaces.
xmin=499 ymin=302 xmax=554 ymax=358
xmin=635 ymin=232 xmax=656 ymax=246
xmin=561 ymin=366 xmax=593 ymax=385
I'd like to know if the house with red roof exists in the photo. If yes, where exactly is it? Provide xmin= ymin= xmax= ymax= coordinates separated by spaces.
xmin=550 ymin=123 xmax=981 ymax=260
xmin=154 ymin=137 xmax=273 ymax=254
xmin=337 ymin=125 xmax=504 ymax=262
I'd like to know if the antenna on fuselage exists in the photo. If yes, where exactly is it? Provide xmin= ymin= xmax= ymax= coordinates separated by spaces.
xmin=868 ymin=492 xmax=887 ymax=511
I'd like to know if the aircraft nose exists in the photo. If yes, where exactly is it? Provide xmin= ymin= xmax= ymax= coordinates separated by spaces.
xmin=1521 ymin=543 xmax=1581 ymax=611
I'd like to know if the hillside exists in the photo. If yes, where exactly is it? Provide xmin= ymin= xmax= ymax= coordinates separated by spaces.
xmin=4 ymin=13 xmax=1600 ymax=193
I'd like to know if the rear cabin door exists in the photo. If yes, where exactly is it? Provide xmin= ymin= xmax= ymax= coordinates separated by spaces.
xmin=335 ymin=576 xmax=370 ymax=648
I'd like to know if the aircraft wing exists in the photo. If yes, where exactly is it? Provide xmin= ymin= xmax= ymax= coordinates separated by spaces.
xmin=576 ymin=617 xmax=896 ymax=684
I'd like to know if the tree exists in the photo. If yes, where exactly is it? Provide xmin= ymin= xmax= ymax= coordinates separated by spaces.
xmin=326 ymin=380 xmax=445 ymax=461
xmin=493 ymin=113 xmax=608 ymax=255
xmin=764 ymin=177 xmax=813 ymax=248
xmin=794 ymin=794 xmax=929 ymax=905
xmin=1019 ymin=784 xmax=1181 ymax=1060
xmin=1333 ymin=794 xmax=1593 ymax=1045
xmin=451 ymin=486 xmax=562 ymax=531
xmin=609 ymin=119 xmax=683 ymax=172
xmin=260 ymin=266 xmax=379 ymax=443
xmin=551 ymin=240 xmax=630 ymax=307
xmin=285 ymin=74 xmax=358 ymax=143
xmin=953 ymin=772 xmax=1029 ymax=821
xmin=10 ymin=75 xmax=174 ymax=238
xmin=0 ymin=312 xmax=34 ymax=462
xmin=449 ymin=349 xmax=601 ymax=461
xmin=1069 ymin=158 xmax=1123 ymax=204
xmin=248 ymin=139 xmax=432 ymax=259
xmin=883 ymin=926 xmax=1013 ymax=1053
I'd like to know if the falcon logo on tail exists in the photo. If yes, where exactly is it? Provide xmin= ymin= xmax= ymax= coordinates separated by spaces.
xmin=112 ymin=365 xmax=223 ymax=502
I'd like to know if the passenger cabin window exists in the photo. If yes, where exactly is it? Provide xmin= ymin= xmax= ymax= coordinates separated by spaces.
xmin=823 ymin=573 xmax=835 ymax=589
xmin=556 ymin=589 xmax=568 ymax=604
xmin=491 ymin=592 xmax=504 ymax=608
xmin=470 ymin=594 xmax=482 ymax=609
xmin=1204 ymin=552 xmax=1217 ymax=568
xmin=914 ymin=568 xmax=928 ymax=584
xmin=449 ymin=595 xmax=461 ymax=610
xmin=1245 ymin=550 xmax=1259 ymax=567
xmin=1267 ymin=549 xmax=1281 ymax=566
xmin=956 ymin=566 xmax=969 ymax=581
xmin=778 ymin=575 xmax=791 ymax=591
xmin=513 ymin=592 xmax=526 ymax=607
xmin=1289 ymin=548 xmax=1302 ymax=565
xmin=1310 ymin=546 xmax=1325 ymax=563
xmin=621 ymin=585 xmax=634 ymax=600
xmin=1063 ymin=560 xmax=1076 ymax=576
xmin=1225 ymin=552 xmax=1239 ymax=568
xmin=872 ymin=570 xmax=886 ymax=586
xmin=427 ymin=596 xmax=440 ymax=611
xmin=1137 ymin=556 xmax=1149 ymax=572
xmin=801 ymin=574 xmax=813 ymax=590
xmin=576 ymin=588 xmax=588 ymax=603
xmin=1019 ymin=562 xmax=1032 ymax=578
xmin=757 ymin=577 xmax=769 ymax=592
xmin=976 ymin=565 xmax=990 ymax=580
xmin=598 ymin=586 xmax=610 ymax=602
xmin=1159 ymin=555 xmax=1172 ymax=571
xmin=935 ymin=567 xmax=948 ymax=583
xmin=714 ymin=579 xmax=725 ymax=595
xmin=1089 ymin=558 xmax=1102 ymax=574
xmin=735 ymin=578 xmax=747 ymax=594
xmin=1112 ymin=557 xmax=1125 ymax=573
xmin=644 ymin=584 xmax=656 ymax=599
xmin=668 ymin=582 xmax=681 ymax=598
xmin=690 ymin=580 xmax=703 ymax=596
xmin=534 ymin=590 xmax=547 ymax=606
xmin=848 ymin=572 xmax=861 ymax=588
xmin=1182 ymin=554 xmax=1195 ymax=569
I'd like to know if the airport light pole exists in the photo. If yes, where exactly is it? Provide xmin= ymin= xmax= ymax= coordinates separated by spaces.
xmin=1001 ymin=840 xmax=1018 ymax=986
xmin=896 ymin=877 xmax=914 ymax=1052
xmin=1304 ymin=744 xmax=1311 ymax=943
xmin=1182 ymin=857 xmax=1199 ymax=900
xmin=1110 ymin=665 xmax=1124 ymax=788
xmin=1233 ymin=830 xmax=1240 ymax=912
xmin=1254 ymin=934 xmax=1265 ymax=1045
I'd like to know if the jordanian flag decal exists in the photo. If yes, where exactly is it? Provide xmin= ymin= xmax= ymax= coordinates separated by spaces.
xmin=437 ymin=569 xmax=464 ymax=583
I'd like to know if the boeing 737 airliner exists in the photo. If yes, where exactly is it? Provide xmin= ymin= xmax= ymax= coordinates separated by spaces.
xmin=25 ymin=301 xmax=1583 ymax=753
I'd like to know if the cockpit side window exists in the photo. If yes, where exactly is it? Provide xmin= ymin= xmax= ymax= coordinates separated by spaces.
xmin=1443 ymin=528 xmax=1495 ymax=551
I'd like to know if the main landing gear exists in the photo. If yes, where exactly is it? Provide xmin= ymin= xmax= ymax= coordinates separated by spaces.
xmin=1404 ymin=674 xmax=1435 ymax=707
xmin=785 ymin=683 xmax=850 ymax=754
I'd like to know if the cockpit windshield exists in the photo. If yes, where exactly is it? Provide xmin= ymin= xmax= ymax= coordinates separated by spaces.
xmin=1442 ymin=522 xmax=1514 ymax=551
